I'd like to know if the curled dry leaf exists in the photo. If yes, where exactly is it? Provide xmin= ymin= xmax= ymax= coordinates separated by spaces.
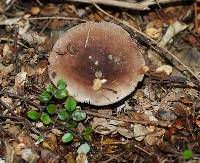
xmin=159 ymin=21 xmax=188 ymax=47
xmin=145 ymin=27 xmax=162 ymax=39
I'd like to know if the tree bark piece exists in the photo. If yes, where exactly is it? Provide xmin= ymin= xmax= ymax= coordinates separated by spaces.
xmin=68 ymin=0 xmax=183 ymax=10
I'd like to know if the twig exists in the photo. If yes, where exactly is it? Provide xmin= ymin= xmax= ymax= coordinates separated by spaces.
xmin=194 ymin=0 xmax=199 ymax=33
xmin=85 ymin=110 xmax=170 ymax=127
xmin=28 ymin=16 xmax=88 ymax=22
xmin=68 ymin=0 xmax=183 ymax=10
xmin=102 ymin=151 xmax=125 ymax=163
xmin=0 ymin=37 xmax=28 ymax=48
xmin=134 ymin=144 xmax=152 ymax=157
xmin=13 ymin=27 xmax=20 ymax=73
xmin=92 ymin=2 xmax=200 ymax=83
xmin=0 ymin=91 xmax=43 ymax=110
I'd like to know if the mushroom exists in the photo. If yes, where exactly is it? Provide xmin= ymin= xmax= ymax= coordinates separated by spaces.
xmin=49 ymin=22 xmax=145 ymax=106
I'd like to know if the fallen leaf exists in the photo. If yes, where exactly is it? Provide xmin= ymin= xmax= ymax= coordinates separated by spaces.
xmin=31 ymin=7 xmax=40 ymax=15
xmin=117 ymin=127 xmax=134 ymax=138
xmin=133 ymin=124 xmax=147 ymax=141
xmin=13 ymin=69 xmax=27 ymax=95
xmin=174 ymin=104 xmax=186 ymax=117
xmin=42 ymin=133 xmax=57 ymax=150
xmin=91 ymin=117 xmax=123 ymax=135
xmin=21 ymin=148 xmax=39 ymax=162
xmin=145 ymin=135 xmax=157 ymax=145
xmin=145 ymin=27 xmax=162 ymax=39
xmin=65 ymin=152 xmax=76 ymax=163
xmin=52 ymin=128 xmax=63 ymax=136
xmin=40 ymin=3 xmax=59 ymax=16
xmin=156 ymin=65 xmax=172 ymax=76
xmin=196 ymin=119 xmax=200 ymax=127
xmin=159 ymin=21 xmax=188 ymax=47
xmin=180 ymin=97 xmax=193 ymax=105
xmin=76 ymin=153 xmax=88 ymax=163
xmin=156 ymin=109 xmax=177 ymax=121
xmin=0 ymin=63 xmax=14 ymax=84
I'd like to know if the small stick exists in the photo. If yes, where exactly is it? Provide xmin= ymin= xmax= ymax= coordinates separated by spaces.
xmin=29 ymin=16 xmax=88 ymax=22
xmin=85 ymin=110 xmax=170 ymax=127
xmin=194 ymin=0 xmax=199 ymax=33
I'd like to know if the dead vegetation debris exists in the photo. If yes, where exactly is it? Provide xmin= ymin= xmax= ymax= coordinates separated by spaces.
xmin=0 ymin=0 xmax=200 ymax=162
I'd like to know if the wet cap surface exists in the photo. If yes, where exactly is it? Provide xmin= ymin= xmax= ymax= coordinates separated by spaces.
xmin=49 ymin=22 xmax=145 ymax=106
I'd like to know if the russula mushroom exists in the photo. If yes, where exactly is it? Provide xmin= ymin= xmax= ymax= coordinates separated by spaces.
xmin=49 ymin=22 xmax=145 ymax=106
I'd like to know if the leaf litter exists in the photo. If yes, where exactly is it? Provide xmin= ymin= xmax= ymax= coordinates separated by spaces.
xmin=0 ymin=1 xmax=200 ymax=162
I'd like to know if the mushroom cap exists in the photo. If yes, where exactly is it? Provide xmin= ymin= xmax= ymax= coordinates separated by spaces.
xmin=49 ymin=22 xmax=145 ymax=106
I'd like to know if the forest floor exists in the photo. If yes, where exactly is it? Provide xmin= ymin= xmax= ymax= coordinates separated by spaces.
xmin=0 ymin=0 xmax=200 ymax=162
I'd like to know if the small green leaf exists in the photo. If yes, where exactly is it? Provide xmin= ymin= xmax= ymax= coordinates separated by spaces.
xmin=65 ymin=97 xmax=77 ymax=112
xmin=57 ymin=79 xmax=66 ymax=90
xmin=83 ymin=134 xmax=92 ymax=142
xmin=54 ymin=89 xmax=68 ymax=99
xmin=69 ymin=120 xmax=78 ymax=128
xmin=27 ymin=110 xmax=40 ymax=120
xmin=83 ymin=126 xmax=93 ymax=135
xmin=183 ymin=149 xmax=193 ymax=160
xmin=35 ymin=135 xmax=45 ymax=145
xmin=38 ymin=91 xmax=51 ymax=103
xmin=47 ymin=104 xmax=57 ymax=114
xmin=62 ymin=133 xmax=74 ymax=143
xmin=72 ymin=110 xmax=86 ymax=121
xmin=46 ymin=83 xmax=55 ymax=93
xmin=77 ymin=143 xmax=90 ymax=154
xmin=58 ymin=110 xmax=69 ymax=121
xmin=40 ymin=113 xmax=52 ymax=125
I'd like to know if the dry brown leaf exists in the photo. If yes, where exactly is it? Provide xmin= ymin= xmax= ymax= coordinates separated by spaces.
xmin=42 ymin=133 xmax=57 ymax=150
xmin=31 ymin=7 xmax=40 ymax=15
xmin=133 ymin=124 xmax=147 ymax=141
xmin=40 ymin=3 xmax=59 ymax=16
xmin=156 ymin=65 xmax=173 ymax=76
xmin=21 ymin=148 xmax=39 ymax=162
xmin=180 ymin=97 xmax=193 ymax=105
xmin=0 ymin=63 xmax=14 ymax=84
xmin=65 ymin=152 xmax=76 ymax=163
xmin=13 ymin=69 xmax=27 ymax=95
xmin=91 ymin=117 xmax=123 ymax=135
xmin=196 ymin=119 xmax=200 ymax=127
xmin=117 ymin=127 xmax=134 ymax=138
xmin=145 ymin=27 xmax=162 ymax=39
xmin=76 ymin=153 xmax=88 ymax=163
xmin=145 ymin=135 xmax=157 ymax=145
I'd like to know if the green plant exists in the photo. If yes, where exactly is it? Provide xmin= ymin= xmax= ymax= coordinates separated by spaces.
xmin=182 ymin=149 xmax=193 ymax=160
xmin=27 ymin=79 xmax=92 ymax=143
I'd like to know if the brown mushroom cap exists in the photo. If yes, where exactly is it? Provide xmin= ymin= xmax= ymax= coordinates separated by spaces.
xmin=49 ymin=22 xmax=145 ymax=106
